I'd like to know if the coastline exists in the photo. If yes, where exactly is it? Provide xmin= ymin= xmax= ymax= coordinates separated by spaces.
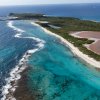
xmin=31 ymin=22 xmax=100 ymax=68
xmin=2 ymin=20 xmax=100 ymax=100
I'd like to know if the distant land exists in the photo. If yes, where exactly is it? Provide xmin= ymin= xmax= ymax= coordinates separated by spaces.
xmin=1 ymin=4 xmax=100 ymax=100
xmin=9 ymin=13 xmax=100 ymax=61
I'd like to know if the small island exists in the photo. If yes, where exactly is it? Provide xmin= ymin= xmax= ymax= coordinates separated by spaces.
xmin=5 ymin=13 xmax=100 ymax=100
xmin=9 ymin=13 xmax=100 ymax=61
xmin=1 ymin=1 xmax=100 ymax=100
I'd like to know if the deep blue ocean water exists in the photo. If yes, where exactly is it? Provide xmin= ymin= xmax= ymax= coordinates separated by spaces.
xmin=0 ymin=3 xmax=100 ymax=100
xmin=0 ymin=3 xmax=100 ymax=21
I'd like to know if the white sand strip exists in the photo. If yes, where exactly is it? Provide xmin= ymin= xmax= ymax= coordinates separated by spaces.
xmin=31 ymin=22 xmax=100 ymax=68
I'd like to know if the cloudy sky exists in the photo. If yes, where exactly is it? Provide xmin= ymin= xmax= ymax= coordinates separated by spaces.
xmin=0 ymin=0 xmax=99 ymax=6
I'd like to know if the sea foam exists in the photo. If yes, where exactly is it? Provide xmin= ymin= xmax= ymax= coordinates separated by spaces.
xmin=1 ymin=21 xmax=45 ymax=100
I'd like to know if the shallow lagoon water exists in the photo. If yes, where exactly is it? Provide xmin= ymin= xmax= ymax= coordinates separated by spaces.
xmin=0 ymin=20 xmax=100 ymax=100
xmin=14 ymin=21 xmax=100 ymax=100
xmin=0 ymin=3 xmax=100 ymax=99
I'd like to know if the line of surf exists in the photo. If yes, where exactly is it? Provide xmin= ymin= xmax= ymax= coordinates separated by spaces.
xmin=1 ymin=21 xmax=45 ymax=100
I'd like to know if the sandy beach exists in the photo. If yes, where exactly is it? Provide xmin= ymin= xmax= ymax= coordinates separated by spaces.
xmin=31 ymin=22 xmax=100 ymax=68
xmin=70 ymin=31 xmax=100 ymax=55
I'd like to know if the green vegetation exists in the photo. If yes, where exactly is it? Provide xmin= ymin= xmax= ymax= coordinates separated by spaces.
xmin=38 ymin=17 xmax=100 ymax=31
xmin=9 ymin=13 xmax=100 ymax=60
xmin=9 ymin=13 xmax=44 ymax=19
xmin=37 ymin=16 xmax=100 ymax=61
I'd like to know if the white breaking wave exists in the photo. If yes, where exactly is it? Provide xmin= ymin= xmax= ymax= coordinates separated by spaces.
xmin=7 ymin=21 xmax=25 ymax=33
xmin=7 ymin=21 xmax=25 ymax=38
xmin=1 ymin=21 xmax=45 ymax=100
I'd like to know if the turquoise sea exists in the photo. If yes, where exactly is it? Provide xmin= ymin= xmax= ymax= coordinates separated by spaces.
xmin=0 ymin=4 xmax=100 ymax=100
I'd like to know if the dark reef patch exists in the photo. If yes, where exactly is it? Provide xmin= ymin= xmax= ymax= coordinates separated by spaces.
xmin=14 ymin=67 xmax=36 ymax=100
